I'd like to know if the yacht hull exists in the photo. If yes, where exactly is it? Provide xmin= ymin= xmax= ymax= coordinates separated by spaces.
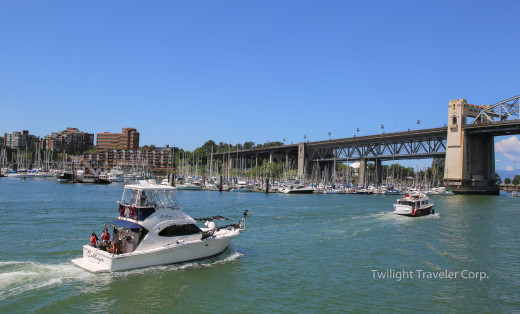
xmin=72 ymin=235 xmax=235 ymax=273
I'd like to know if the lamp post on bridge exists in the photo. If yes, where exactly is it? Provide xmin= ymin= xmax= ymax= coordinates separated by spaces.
xmin=328 ymin=132 xmax=331 ymax=140
xmin=417 ymin=119 xmax=420 ymax=130
xmin=381 ymin=125 xmax=385 ymax=134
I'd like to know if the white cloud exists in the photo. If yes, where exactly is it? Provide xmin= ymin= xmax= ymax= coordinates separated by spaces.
xmin=506 ymin=166 xmax=514 ymax=171
xmin=496 ymin=136 xmax=520 ymax=161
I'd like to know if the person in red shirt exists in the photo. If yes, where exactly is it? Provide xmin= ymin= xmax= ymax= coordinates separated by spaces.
xmin=89 ymin=232 xmax=97 ymax=247
xmin=101 ymin=228 xmax=110 ymax=250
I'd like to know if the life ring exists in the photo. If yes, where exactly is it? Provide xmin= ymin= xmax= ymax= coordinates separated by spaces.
xmin=129 ymin=206 xmax=138 ymax=220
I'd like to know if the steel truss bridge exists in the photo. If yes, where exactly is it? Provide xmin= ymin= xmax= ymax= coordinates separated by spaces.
xmin=307 ymin=127 xmax=447 ymax=163
xmin=212 ymin=95 xmax=520 ymax=171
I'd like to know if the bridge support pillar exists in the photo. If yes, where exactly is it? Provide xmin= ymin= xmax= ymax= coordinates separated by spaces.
xmin=444 ymin=99 xmax=499 ymax=194
xmin=358 ymin=158 xmax=367 ymax=187
xmin=297 ymin=142 xmax=312 ymax=182
xmin=375 ymin=159 xmax=382 ymax=186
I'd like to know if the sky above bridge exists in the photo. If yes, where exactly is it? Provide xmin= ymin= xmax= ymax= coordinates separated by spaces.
xmin=1 ymin=0 xmax=519 ymax=171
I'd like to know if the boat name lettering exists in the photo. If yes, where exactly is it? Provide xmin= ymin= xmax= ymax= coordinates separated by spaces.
xmin=87 ymin=250 xmax=105 ymax=264
xmin=160 ymin=215 xmax=176 ymax=219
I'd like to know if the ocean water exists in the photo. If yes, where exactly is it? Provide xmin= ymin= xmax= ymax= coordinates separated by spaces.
xmin=0 ymin=178 xmax=519 ymax=313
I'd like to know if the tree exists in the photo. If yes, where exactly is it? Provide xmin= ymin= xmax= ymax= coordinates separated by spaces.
xmin=243 ymin=141 xmax=255 ymax=150
xmin=431 ymin=158 xmax=445 ymax=182
xmin=505 ymin=178 xmax=512 ymax=184
xmin=495 ymin=173 xmax=502 ymax=185
xmin=513 ymin=175 xmax=520 ymax=185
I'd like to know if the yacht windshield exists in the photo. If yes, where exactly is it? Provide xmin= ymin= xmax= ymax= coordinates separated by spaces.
xmin=149 ymin=190 xmax=180 ymax=209
xmin=121 ymin=189 xmax=139 ymax=206
xmin=121 ymin=188 xmax=179 ymax=209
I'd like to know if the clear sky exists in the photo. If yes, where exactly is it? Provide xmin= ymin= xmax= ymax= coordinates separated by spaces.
xmin=1 ymin=1 xmax=519 ymax=170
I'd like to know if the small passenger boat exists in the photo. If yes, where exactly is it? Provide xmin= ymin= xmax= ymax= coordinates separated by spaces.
xmin=393 ymin=193 xmax=434 ymax=216
xmin=71 ymin=180 xmax=242 ymax=272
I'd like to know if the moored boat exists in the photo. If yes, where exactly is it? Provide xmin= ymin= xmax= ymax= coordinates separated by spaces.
xmin=71 ymin=180 xmax=242 ymax=272
xmin=282 ymin=183 xmax=315 ymax=194
xmin=231 ymin=181 xmax=252 ymax=192
xmin=57 ymin=171 xmax=74 ymax=183
xmin=393 ymin=193 xmax=434 ymax=216
xmin=176 ymin=181 xmax=203 ymax=190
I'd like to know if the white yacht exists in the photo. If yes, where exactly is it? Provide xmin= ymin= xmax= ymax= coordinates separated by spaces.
xmin=323 ymin=187 xmax=344 ymax=194
xmin=231 ymin=181 xmax=252 ymax=192
xmin=176 ymin=180 xmax=203 ymax=190
xmin=393 ymin=192 xmax=434 ymax=216
xmin=71 ymin=180 xmax=242 ymax=272
xmin=282 ymin=183 xmax=315 ymax=194
xmin=107 ymin=167 xmax=125 ymax=182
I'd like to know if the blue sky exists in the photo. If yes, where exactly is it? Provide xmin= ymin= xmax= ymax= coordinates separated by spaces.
xmin=1 ymin=1 xmax=519 ymax=170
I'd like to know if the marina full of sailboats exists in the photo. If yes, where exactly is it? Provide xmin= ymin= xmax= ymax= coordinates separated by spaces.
xmin=0 ymin=143 xmax=496 ymax=197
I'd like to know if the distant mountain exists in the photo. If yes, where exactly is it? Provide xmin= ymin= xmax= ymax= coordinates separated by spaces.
xmin=496 ymin=169 xmax=517 ymax=181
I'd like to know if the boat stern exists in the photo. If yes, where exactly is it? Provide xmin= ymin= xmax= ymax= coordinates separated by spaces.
xmin=71 ymin=245 xmax=113 ymax=273
xmin=393 ymin=204 xmax=413 ymax=216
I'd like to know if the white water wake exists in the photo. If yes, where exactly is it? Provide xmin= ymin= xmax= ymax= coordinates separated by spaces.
xmin=0 ymin=252 xmax=243 ymax=299
xmin=0 ymin=261 xmax=93 ymax=300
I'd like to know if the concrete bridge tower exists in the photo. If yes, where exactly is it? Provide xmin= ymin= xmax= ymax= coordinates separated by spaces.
xmin=444 ymin=99 xmax=498 ymax=194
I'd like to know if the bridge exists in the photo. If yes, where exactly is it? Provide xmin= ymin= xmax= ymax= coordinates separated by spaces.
xmin=213 ymin=95 xmax=520 ymax=194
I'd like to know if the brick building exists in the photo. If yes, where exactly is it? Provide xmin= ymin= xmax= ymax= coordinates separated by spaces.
xmin=40 ymin=127 xmax=94 ymax=154
xmin=82 ymin=146 xmax=177 ymax=170
xmin=97 ymin=127 xmax=139 ymax=150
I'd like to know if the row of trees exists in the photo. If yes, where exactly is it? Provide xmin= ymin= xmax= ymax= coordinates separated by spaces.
xmin=503 ymin=176 xmax=520 ymax=185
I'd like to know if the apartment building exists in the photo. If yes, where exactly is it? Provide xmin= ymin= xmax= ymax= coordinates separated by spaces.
xmin=3 ymin=130 xmax=40 ymax=149
xmin=40 ymin=127 xmax=94 ymax=154
xmin=97 ymin=127 xmax=139 ymax=150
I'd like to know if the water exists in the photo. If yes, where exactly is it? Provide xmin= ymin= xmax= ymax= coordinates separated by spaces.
xmin=1 ymin=178 xmax=519 ymax=312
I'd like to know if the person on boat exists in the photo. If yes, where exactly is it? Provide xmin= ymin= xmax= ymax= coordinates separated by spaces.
xmin=109 ymin=227 xmax=120 ymax=254
xmin=130 ymin=190 xmax=138 ymax=205
xmin=125 ymin=236 xmax=135 ymax=253
xmin=89 ymin=232 xmax=97 ymax=248
xmin=140 ymin=191 xmax=147 ymax=206
xmin=101 ymin=228 xmax=110 ymax=250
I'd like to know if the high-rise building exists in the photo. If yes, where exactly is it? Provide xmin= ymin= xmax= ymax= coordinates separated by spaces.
xmin=40 ymin=127 xmax=94 ymax=154
xmin=96 ymin=127 xmax=139 ymax=150
xmin=3 ymin=130 xmax=40 ymax=149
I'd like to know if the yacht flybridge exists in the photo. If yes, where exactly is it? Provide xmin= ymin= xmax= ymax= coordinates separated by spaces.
xmin=72 ymin=180 xmax=242 ymax=272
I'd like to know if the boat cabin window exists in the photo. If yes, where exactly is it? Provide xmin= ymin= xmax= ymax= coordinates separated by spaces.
xmin=121 ymin=189 xmax=142 ymax=207
xmin=158 ymin=224 xmax=201 ymax=237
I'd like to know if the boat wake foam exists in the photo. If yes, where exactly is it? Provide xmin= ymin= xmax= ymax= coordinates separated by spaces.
xmin=0 ymin=261 xmax=93 ymax=300
xmin=0 ymin=252 xmax=244 ymax=299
